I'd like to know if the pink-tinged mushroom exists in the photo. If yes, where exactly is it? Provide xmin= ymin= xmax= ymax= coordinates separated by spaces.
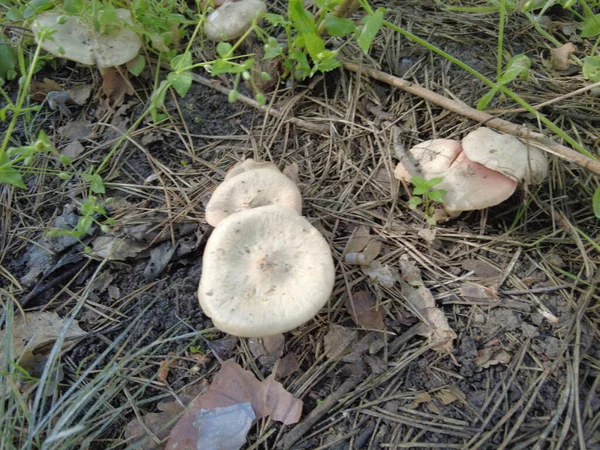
xmin=435 ymin=152 xmax=517 ymax=215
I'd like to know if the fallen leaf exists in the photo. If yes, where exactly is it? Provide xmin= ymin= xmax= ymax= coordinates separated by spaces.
xmin=344 ymin=226 xmax=381 ymax=266
xmin=144 ymin=241 xmax=178 ymax=281
xmin=62 ymin=140 xmax=85 ymax=159
xmin=344 ymin=225 xmax=371 ymax=254
xmin=414 ymin=308 xmax=457 ymax=353
xmin=58 ymin=119 xmax=94 ymax=140
xmin=408 ymin=391 xmax=432 ymax=409
xmin=435 ymin=387 xmax=464 ymax=405
xmin=207 ymin=336 xmax=238 ymax=360
xmin=417 ymin=228 xmax=437 ymax=246
xmin=248 ymin=334 xmax=285 ymax=367
xmin=30 ymin=78 xmax=62 ymax=102
xmin=346 ymin=291 xmax=385 ymax=330
xmin=102 ymin=68 xmax=134 ymax=107
xmin=158 ymin=353 xmax=178 ymax=383
xmin=0 ymin=311 xmax=86 ymax=373
xmin=166 ymin=360 xmax=302 ymax=449
xmin=67 ymin=84 xmax=93 ymax=105
xmin=91 ymin=235 xmax=148 ymax=260
xmin=550 ymin=42 xmax=576 ymax=70
xmin=399 ymin=254 xmax=424 ymax=286
xmin=461 ymin=259 xmax=501 ymax=279
xmin=194 ymin=403 xmax=255 ymax=450
xmin=276 ymin=352 xmax=299 ymax=379
xmin=324 ymin=324 xmax=357 ymax=360
xmin=362 ymin=261 xmax=398 ymax=288
xmin=459 ymin=283 xmax=500 ymax=301
xmin=475 ymin=347 xmax=512 ymax=368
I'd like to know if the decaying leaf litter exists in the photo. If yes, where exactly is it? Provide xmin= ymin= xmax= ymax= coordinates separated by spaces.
xmin=1 ymin=0 xmax=599 ymax=449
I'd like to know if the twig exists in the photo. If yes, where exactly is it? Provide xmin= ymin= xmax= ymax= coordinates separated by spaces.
xmin=343 ymin=62 xmax=600 ymax=175
xmin=279 ymin=371 xmax=366 ymax=449
xmin=189 ymin=73 xmax=330 ymax=136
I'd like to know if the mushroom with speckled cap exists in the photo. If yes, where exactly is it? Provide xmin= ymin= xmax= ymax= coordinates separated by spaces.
xmin=204 ymin=0 xmax=266 ymax=42
xmin=205 ymin=167 xmax=302 ymax=227
xmin=198 ymin=205 xmax=335 ymax=337
xmin=31 ymin=9 xmax=142 ymax=68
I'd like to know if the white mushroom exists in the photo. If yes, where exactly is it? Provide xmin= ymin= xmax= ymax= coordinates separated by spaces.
xmin=409 ymin=139 xmax=462 ymax=176
xmin=31 ymin=9 xmax=142 ymax=68
xmin=205 ymin=167 xmax=302 ymax=227
xmin=462 ymin=127 xmax=548 ymax=184
xmin=204 ymin=0 xmax=267 ymax=42
xmin=224 ymin=158 xmax=279 ymax=181
xmin=198 ymin=205 xmax=335 ymax=337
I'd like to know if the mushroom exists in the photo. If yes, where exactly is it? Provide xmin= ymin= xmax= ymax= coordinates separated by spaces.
xmin=393 ymin=139 xmax=462 ymax=182
xmin=462 ymin=127 xmax=548 ymax=185
xmin=434 ymin=151 xmax=517 ymax=215
xmin=31 ymin=9 xmax=142 ymax=69
xmin=198 ymin=205 xmax=335 ymax=337
xmin=224 ymin=158 xmax=279 ymax=181
xmin=204 ymin=0 xmax=267 ymax=42
xmin=205 ymin=167 xmax=302 ymax=227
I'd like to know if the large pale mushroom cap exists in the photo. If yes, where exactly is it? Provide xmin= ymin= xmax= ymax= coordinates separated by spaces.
xmin=224 ymin=158 xmax=279 ymax=181
xmin=204 ymin=0 xmax=267 ymax=42
xmin=205 ymin=167 xmax=302 ymax=227
xmin=198 ymin=205 xmax=335 ymax=337
xmin=437 ymin=152 xmax=517 ymax=215
xmin=462 ymin=127 xmax=548 ymax=184
xmin=31 ymin=9 xmax=142 ymax=68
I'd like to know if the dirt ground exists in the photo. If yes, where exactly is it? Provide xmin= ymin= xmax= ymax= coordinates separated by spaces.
xmin=2 ymin=0 xmax=599 ymax=449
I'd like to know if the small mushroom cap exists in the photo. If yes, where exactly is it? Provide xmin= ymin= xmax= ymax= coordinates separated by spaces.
xmin=409 ymin=139 xmax=462 ymax=176
xmin=462 ymin=127 xmax=548 ymax=184
xmin=198 ymin=205 xmax=335 ymax=337
xmin=31 ymin=9 xmax=142 ymax=68
xmin=393 ymin=162 xmax=412 ymax=182
xmin=225 ymin=158 xmax=279 ymax=181
xmin=437 ymin=152 xmax=517 ymax=214
xmin=205 ymin=167 xmax=302 ymax=227
xmin=204 ymin=0 xmax=267 ymax=42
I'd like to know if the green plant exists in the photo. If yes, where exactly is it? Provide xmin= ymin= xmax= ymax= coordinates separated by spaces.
xmin=408 ymin=176 xmax=447 ymax=225
xmin=593 ymin=185 xmax=600 ymax=218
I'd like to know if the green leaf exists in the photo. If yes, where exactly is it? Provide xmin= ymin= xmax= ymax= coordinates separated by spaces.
xmin=7 ymin=6 xmax=24 ymax=20
xmin=167 ymin=71 xmax=192 ymax=98
xmin=476 ymin=86 xmax=499 ymax=110
xmin=216 ymin=42 xmax=233 ymax=58
xmin=426 ymin=177 xmax=444 ymax=188
xmin=263 ymin=13 xmax=289 ymax=26
xmin=325 ymin=15 xmax=356 ymax=37
xmin=499 ymin=54 xmax=531 ymax=84
xmin=410 ymin=175 xmax=427 ymax=188
xmin=289 ymin=0 xmax=317 ymax=35
xmin=90 ymin=174 xmax=105 ymax=194
xmin=593 ymin=186 xmax=600 ymax=219
xmin=412 ymin=186 xmax=428 ymax=195
xmin=407 ymin=196 xmax=423 ymax=210
xmin=264 ymin=37 xmax=283 ymax=59
xmin=580 ymin=14 xmax=600 ymax=38
xmin=302 ymin=33 xmax=325 ymax=59
xmin=316 ymin=57 xmax=341 ymax=72
xmin=358 ymin=8 xmax=384 ymax=54
xmin=0 ymin=166 xmax=26 ymax=189
xmin=427 ymin=189 xmax=446 ymax=203
xmin=583 ymin=56 xmax=600 ymax=82
xmin=170 ymin=52 xmax=192 ymax=71
xmin=0 ymin=37 xmax=17 ymax=83
xmin=126 ymin=55 xmax=145 ymax=76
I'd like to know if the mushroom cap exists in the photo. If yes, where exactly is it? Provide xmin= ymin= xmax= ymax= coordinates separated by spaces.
xmin=462 ymin=127 xmax=548 ymax=184
xmin=31 ymin=9 xmax=142 ymax=68
xmin=225 ymin=158 xmax=279 ymax=181
xmin=198 ymin=205 xmax=335 ymax=337
xmin=409 ymin=139 xmax=462 ymax=177
xmin=205 ymin=167 xmax=302 ymax=227
xmin=204 ymin=0 xmax=267 ymax=42
xmin=437 ymin=152 xmax=517 ymax=214
xmin=393 ymin=162 xmax=412 ymax=182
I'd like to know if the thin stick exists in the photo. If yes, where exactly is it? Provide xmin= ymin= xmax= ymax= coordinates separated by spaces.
xmin=189 ymin=73 xmax=330 ymax=136
xmin=343 ymin=62 xmax=600 ymax=175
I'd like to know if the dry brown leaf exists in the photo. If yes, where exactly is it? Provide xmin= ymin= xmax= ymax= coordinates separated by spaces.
xmin=361 ymin=261 xmax=398 ymax=287
xmin=399 ymin=253 xmax=424 ymax=286
xmin=276 ymin=352 xmax=300 ymax=379
xmin=459 ymin=283 xmax=500 ymax=301
xmin=67 ymin=84 xmax=93 ymax=105
xmin=408 ymin=391 xmax=432 ymax=409
xmin=91 ymin=235 xmax=148 ymax=260
xmin=102 ymin=68 xmax=134 ymax=107
xmin=158 ymin=353 xmax=177 ymax=383
xmin=346 ymin=290 xmax=385 ymax=330
xmin=0 ymin=311 xmax=86 ymax=373
xmin=417 ymin=228 xmax=437 ymax=246
xmin=461 ymin=259 xmax=501 ymax=278
xmin=30 ymin=78 xmax=62 ymax=102
xmin=475 ymin=347 xmax=512 ymax=368
xmin=344 ymin=225 xmax=371 ymax=254
xmin=344 ymin=226 xmax=382 ymax=266
xmin=324 ymin=324 xmax=357 ymax=359
xmin=166 ymin=360 xmax=302 ymax=449
xmin=435 ymin=388 xmax=463 ymax=405
xmin=415 ymin=308 xmax=456 ymax=353
xmin=550 ymin=43 xmax=576 ymax=70
xmin=62 ymin=140 xmax=85 ymax=159
xmin=248 ymin=334 xmax=285 ymax=367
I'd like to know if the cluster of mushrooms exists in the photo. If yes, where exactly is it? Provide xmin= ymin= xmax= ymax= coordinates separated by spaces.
xmin=198 ymin=160 xmax=336 ymax=338
xmin=394 ymin=127 xmax=549 ymax=216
